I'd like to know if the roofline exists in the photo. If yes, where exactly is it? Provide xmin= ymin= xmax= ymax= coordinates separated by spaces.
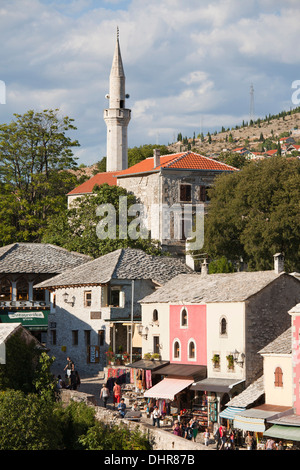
xmin=117 ymin=166 xmax=236 ymax=178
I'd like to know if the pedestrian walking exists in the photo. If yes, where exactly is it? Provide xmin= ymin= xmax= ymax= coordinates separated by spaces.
xmin=113 ymin=381 xmax=122 ymax=409
xmin=64 ymin=357 xmax=74 ymax=379
xmin=204 ymin=428 xmax=210 ymax=446
xmin=100 ymin=383 xmax=110 ymax=408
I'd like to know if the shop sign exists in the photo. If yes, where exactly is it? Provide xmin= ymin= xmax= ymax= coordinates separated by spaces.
xmin=88 ymin=345 xmax=100 ymax=364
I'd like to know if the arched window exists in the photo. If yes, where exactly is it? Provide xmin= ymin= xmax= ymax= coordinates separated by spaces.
xmin=181 ymin=308 xmax=188 ymax=327
xmin=188 ymin=340 xmax=196 ymax=360
xmin=274 ymin=367 xmax=283 ymax=387
xmin=152 ymin=309 xmax=158 ymax=322
xmin=220 ymin=317 xmax=227 ymax=336
xmin=173 ymin=340 xmax=181 ymax=359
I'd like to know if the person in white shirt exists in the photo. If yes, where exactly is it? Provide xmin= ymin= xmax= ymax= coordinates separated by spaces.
xmin=152 ymin=406 xmax=161 ymax=427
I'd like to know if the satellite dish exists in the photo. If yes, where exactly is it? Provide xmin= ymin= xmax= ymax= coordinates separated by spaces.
xmin=105 ymin=94 xmax=110 ymax=99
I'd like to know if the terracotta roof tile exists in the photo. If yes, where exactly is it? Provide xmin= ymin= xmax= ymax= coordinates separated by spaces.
xmin=68 ymin=171 xmax=119 ymax=195
xmin=117 ymin=151 xmax=238 ymax=176
xmin=68 ymin=152 xmax=238 ymax=196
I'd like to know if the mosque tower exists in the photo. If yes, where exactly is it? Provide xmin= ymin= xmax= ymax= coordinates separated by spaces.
xmin=104 ymin=28 xmax=131 ymax=171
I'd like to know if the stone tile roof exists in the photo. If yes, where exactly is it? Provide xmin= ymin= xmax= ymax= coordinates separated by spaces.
xmin=259 ymin=328 xmax=292 ymax=355
xmin=225 ymin=375 xmax=265 ymax=408
xmin=0 ymin=323 xmax=22 ymax=344
xmin=140 ymin=270 xmax=287 ymax=304
xmin=35 ymin=248 xmax=193 ymax=289
xmin=0 ymin=243 xmax=91 ymax=274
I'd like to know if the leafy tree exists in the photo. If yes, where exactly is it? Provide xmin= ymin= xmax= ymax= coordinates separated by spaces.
xmin=218 ymin=152 xmax=249 ymax=169
xmin=42 ymin=183 xmax=162 ymax=258
xmin=0 ymin=390 xmax=62 ymax=450
xmin=209 ymin=256 xmax=235 ymax=273
xmin=0 ymin=109 xmax=80 ymax=244
xmin=203 ymin=157 xmax=300 ymax=271
xmin=78 ymin=421 xmax=153 ymax=450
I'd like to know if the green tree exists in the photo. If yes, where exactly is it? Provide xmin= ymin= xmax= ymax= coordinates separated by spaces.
xmin=0 ymin=109 xmax=80 ymax=244
xmin=78 ymin=421 xmax=153 ymax=450
xmin=209 ymin=256 xmax=235 ymax=273
xmin=42 ymin=183 xmax=162 ymax=258
xmin=0 ymin=390 xmax=62 ymax=450
xmin=203 ymin=157 xmax=300 ymax=271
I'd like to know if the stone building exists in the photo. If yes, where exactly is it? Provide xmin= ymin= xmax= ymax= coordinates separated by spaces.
xmin=0 ymin=243 xmax=90 ymax=343
xmin=35 ymin=248 xmax=192 ymax=375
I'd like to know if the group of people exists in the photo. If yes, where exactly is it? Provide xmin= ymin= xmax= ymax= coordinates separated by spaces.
xmin=172 ymin=418 xmax=200 ymax=442
xmin=99 ymin=380 xmax=122 ymax=408
xmin=214 ymin=425 xmax=235 ymax=450
xmin=57 ymin=357 xmax=81 ymax=391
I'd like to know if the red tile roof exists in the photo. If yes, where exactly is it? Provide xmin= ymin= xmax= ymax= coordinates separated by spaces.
xmin=68 ymin=171 xmax=120 ymax=195
xmin=68 ymin=152 xmax=238 ymax=196
xmin=117 ymin=151 xmax=238 ymax=176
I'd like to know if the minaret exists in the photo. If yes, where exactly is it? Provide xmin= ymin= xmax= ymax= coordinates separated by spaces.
xmin=104 ymin=28 xmax=131 ymax=172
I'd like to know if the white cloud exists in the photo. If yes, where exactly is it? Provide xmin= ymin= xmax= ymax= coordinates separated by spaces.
xmin=0 ymin=0 xmax=299 ymax=165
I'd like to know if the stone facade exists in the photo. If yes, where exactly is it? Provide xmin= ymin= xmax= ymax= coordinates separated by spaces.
xmin=244 ymin=274 xmax=300 ymax=386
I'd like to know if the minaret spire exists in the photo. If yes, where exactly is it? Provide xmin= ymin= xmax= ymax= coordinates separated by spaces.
xmin=104 ymin=28 xmax=131 ymax=172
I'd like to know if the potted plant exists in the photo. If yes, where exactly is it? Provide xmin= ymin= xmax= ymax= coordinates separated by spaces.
xmin=143 ymin=353 xmax=151 ymax=360
xmin=151 ymin=353 xmax=161 ymax=360
xmin=106 ymin=348 xmax=115 ymax=365
xmin=212 ymin=354 xmax=220 ymax=368
xmin=122 ymin=351 xmax=130 ymax=364
xmin=226 ymin=354 xmax=234 ymax=370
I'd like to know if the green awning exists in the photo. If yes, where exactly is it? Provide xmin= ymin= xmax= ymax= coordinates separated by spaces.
xmin=264 ymin=425 xmax=300 ymax=442
xmin=0 ymin=310 xmax=49 ymax=331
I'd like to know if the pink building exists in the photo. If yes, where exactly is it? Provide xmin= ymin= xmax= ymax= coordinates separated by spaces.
xmin=290 ymin=303 xmax=300 ymax=415
xmin=169 ymin=304 xmax=207 ymax=365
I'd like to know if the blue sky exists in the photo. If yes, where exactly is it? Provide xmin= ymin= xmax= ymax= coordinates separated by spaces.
xmin=0 ymin=0 xmax=300 ymax=165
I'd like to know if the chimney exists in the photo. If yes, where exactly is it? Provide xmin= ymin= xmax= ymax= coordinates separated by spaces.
xmin=274 ymin=253 xmax=284 ymax=274
xmin=153 ymin=149 xmax=160 ymax=168
xmin=201 ymin=259 xmax=209 ymax=276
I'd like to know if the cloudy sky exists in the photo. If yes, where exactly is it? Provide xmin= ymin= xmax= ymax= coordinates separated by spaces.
xmin=0 ymin=0 xmax=300 ymax=166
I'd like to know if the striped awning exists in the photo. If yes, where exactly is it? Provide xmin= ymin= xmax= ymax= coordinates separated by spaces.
xmin=233 ymin=408 xmax=278 ymax=432
xmin=219 ymin=406 xmax=246 ymax=420
xmin=144 ymin=378 xmax=194 ymax=400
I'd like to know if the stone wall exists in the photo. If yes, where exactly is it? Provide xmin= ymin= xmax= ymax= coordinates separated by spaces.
xmin=59 ymin=389 xmax=209 ymax=451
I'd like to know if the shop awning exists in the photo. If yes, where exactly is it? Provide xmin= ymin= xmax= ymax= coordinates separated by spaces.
xmin=127 ymin=359 xmax=169 ymax=371
xmin=219 ymin=406 xmax=246 ymax=420
xmin=233 ymin=408 xmax=281 ymax=433
xmin=0 ymin=310 xmax=49 ymax=331
xmin=144 ymin=377 xmax=194 ymax=400
xmin=264 ymin=424 xmax=300 ymax=442
xmin=153 ymin=364 xmax=207 ymax=382
xmin=191 ymin=377 xmax=244 ymax=393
